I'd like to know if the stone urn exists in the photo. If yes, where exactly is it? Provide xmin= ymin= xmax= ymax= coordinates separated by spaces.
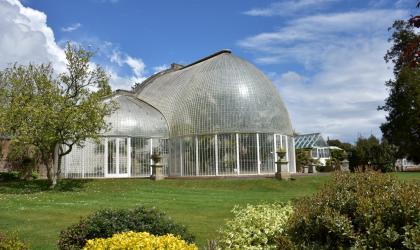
xmin=150 ymin=149 xmax=164 ymax=181
xmin=275 ymin=148 xmax=291 ymax=180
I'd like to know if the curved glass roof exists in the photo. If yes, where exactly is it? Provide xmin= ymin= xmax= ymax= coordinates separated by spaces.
xmin=135 ymin=51 xmax=293 ymax=137
xmin=103 ymin=92 xmax=169 ymax=138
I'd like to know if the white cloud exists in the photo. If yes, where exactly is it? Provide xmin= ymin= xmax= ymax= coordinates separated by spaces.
xmin=243 ymin=0 xmax=337 ymax=17
xmin=0 ymin=0 xmax=147 ymax=91
xmin=106 ymin=67 xmax=144 ymax=90
xmin=0 ymin=0 xmax=66 ymax=72
xmin=109 ymin=48 xmax=147 ymax=87
xmin=125 ymin=56 xmax=145 ymax=78
xmin=153 ymin=64 xmax=169 ymax=73
xmin=239 ymin=9 xmax=407 ymax=68
xmin=273 ymin=38 xmax=390 ymax=142
xmin=61 ymin=23 xmax=81 ymax=32
xmin=239 ymin=9 xmax=408 ymax=142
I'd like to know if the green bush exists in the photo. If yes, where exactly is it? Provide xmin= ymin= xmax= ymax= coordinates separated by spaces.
xmin=217 ymin=203 xmax=293 ymax=250
xmin=283 ymin=172 xmax=420 ymax=249
xmin=0 ymin=231 xmax=28 ymax=250
xmin=0 ymin=171 xmax=20 ymax=181
xmin=58 ymin=206 xmax=194 ymax=250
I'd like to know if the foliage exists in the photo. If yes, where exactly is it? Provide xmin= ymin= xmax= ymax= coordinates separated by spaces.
xmin=0 ymin=171 xmax=21 ymax=181
xmin=58 ymin=206 xmax=194 ymax=250
xmin=351 ymin=135 xmax=397 ymax=172
xmin=0 ymin=171 xmax=38 ymax=181
xmin=0 ymin=43 xmax=114 ymax=188
xmin=295 ymin=149 xmax=319 ymax=172
xmin=217 ymin=203 xmax=294 ymax=250
xmin=319 ymin=149 xmax=347 ymax=172
xmin=327 ymin=138 xmax=362 ymax=171
xmin=379 ymin=16 xmax=420 ymax=163
xmin=283 ymin=172 xmax=420 ymax=249
xmin=0 ymin=231 xmax=28 ymax=250
xmin=83 ymin=231 xmax=197 ymax=250
xmin=5 ymin=142 xmax=39 ymax=179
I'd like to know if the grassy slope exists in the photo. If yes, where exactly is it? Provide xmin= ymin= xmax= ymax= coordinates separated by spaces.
xmin=0 ymin=173 xmax=418 ymax=249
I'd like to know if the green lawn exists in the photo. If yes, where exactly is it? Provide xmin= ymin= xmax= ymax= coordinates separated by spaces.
xmin=0 ymin=173 xmax=418 ymax=249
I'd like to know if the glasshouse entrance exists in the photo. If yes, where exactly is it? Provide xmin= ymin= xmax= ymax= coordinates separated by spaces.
xmin=106 ymin=138 xmax=129 ymax=178
xmin=63 ymin=137 xmax=169 ymax=178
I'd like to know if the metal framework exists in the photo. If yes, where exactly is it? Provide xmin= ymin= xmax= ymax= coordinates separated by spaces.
xmin=294 ymin=133 xmax=330 ymax=166
xmin=62 ymin=50 xmax=296 ymax=178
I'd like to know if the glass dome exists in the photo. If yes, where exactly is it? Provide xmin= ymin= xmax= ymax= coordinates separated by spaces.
xmin=103 ymin=92 xmax=169 ymax=138
xmin=62 ymin=51 xmax=296 ymax=179
xmin=135 ymin=51 xmax=293 ymax=138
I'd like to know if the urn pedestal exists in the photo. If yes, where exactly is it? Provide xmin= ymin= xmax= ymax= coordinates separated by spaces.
xmin=151 ymin=164 xmax=164 ymax=180
xmin=275 ymin=149 xmax=290 ymax=180
xmin=150 ymin=150 xmax=164 ymax=181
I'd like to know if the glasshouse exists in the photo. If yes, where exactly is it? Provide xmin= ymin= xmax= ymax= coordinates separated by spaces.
xmin=62 ymin=50 xmax=296 ymax=178
xmin=295 ymin=133 xmax=331 ymax=165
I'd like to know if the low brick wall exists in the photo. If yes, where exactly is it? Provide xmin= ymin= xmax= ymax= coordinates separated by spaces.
xmin=0 ymin=139 xmax=47 ymax=178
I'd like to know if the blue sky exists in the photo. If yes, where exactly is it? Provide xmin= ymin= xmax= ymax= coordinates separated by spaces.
xmin=0 ymin=0 xmax=418 ymax=142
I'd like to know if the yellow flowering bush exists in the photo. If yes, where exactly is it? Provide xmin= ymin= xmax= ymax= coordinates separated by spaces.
xmin=217 ymin=203 xmax=294 ymax=250
xmin=83 ymin=231 xmax=198 ymax=250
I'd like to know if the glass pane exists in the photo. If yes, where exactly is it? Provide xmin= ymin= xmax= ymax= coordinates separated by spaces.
xmin=288 ymin=136 xmax=296 ymax=173
xmin=131 ymin=138 xmax=150 ymax=176
xmin=119 ymin=138 xmax=128 ymax=174
xmin=84 ymin=140 xmax=104 ymax=178
xmin=198 ymin=135 xmax=215 ymax=176
xmin=108 ymin=138 xmax=116 ymax=174
xmin=259 ymin=134 xmax=275 ymax=174
xmin=182 ymin=137 xmax=196 ymax=176
xmin=239 ymin=134 xmax=258 ymax=174
xmin=311 ymin=148 xmax=318 ymax=158
xmin=66 ymin=145 xmax=83 ymax=178
xmin=158 ymin=139 xmax=169 ymax=175
xmin=169 ymin=138 xmax=181 ymax=176
xmin=218 ymin=134 xmax=237 ymax=175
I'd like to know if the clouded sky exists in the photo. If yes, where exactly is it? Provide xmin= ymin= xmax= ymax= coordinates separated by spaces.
xmin=0 ymin=0 xmax=418 ymax=142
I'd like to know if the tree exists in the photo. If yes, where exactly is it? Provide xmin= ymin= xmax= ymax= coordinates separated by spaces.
xmin=324 ymin=149 xmax=347 ymax=171
xmin=379 ymin=5 xmax=420 ymax=163
xmin=371 ymin=139 xmax=397 ymax=172
xmin=295 ymin=148 xmax=319 ymax=172
xmin=0 ymin=43 xmax=114 ymax=188
xmin=352 ymin=135 xmax=397 ymax=172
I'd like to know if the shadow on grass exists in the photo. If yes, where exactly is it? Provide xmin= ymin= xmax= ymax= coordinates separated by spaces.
xmin=0 ymin=179 xmax=91 ymax=194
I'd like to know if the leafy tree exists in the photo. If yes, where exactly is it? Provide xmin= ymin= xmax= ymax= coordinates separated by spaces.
xmin=379 ymin=7 xmax=420 ymax=163
xmin=295 ymin=148 xmax=319 ymax=172
xmin=0 ymin=43 xmax=114 ymax=188
xmin=353 ymin=135 xmax=380 ymax=168
xmin=352 ymin=135 xmax=397 ymax=172
xmin=324 ymin=149 xmax=347 ymax=172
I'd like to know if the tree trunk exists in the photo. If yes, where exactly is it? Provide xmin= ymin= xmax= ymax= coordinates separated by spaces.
xmin=49 ymin=144 xmax=60 ymax=189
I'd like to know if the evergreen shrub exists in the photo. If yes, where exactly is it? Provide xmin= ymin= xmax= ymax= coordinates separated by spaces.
xmin=58 ymin=206 xmax=194 ymax=250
